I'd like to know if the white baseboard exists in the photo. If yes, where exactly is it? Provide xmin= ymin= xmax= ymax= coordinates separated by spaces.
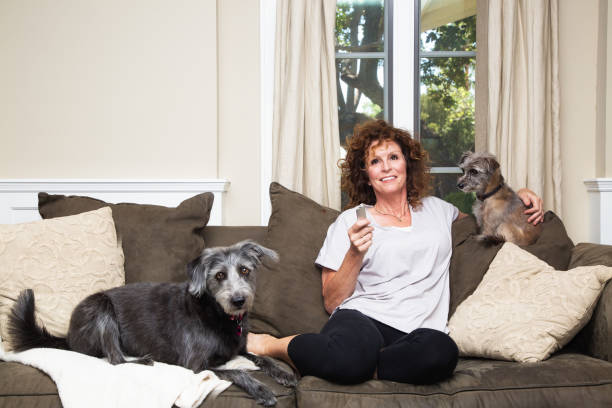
xmin=0 ymin=179 xmax=230 ymax=225
xmin=584 ymin=178 xmax=612 ymax=244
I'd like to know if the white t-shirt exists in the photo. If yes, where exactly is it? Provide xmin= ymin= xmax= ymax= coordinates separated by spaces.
xmin=315 ymin=196 xmax=459 ymax=334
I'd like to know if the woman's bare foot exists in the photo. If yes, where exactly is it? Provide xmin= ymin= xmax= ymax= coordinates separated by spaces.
xmin=247 ymin=332 xmax=298 ymax=371
xmin=247 ymin=333 xmax=277 ymax=356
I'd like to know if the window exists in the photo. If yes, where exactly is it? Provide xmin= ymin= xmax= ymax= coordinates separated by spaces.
xmin=335 ymin=0 xmax=476 ymax=212
xmin=419 ymin=0 xmax=476 ymax=212
xmin=335 ymin=0 xmax=388 ymax=147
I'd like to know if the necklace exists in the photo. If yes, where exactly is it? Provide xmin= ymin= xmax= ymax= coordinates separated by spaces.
xmin=374 ymin=203 xmax=409 ymax=222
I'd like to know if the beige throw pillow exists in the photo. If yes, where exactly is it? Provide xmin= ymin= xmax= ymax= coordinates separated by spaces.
xmin=448 ymin=242 xmax=612 ymax=363
xmin=0 ymin=207 xmax=125 ymax=349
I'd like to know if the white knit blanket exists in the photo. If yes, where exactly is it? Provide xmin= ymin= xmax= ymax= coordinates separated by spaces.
xmin=0 ymin=339 xmax=258 ymax=408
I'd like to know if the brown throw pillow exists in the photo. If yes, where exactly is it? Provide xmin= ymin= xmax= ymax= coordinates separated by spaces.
xmin=250 ymin=183 xmax=340 ymax=337
xmin=38 ymin=192 xmax=214 ymax=283
xmin=449 ymin=211 xmax=574 ymax=318
xmin=569 ymin=243 xmax=612 ymax=268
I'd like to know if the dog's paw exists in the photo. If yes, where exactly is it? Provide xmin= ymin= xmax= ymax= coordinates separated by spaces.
xmin=127 ymin=354 xmax=154 ymax=365
xmin=272 ymin=369 xmax=298 ymax=387
xmin=475 ymin=234 xmax=504 ymax=246
xmin=253 ymin=385 xmax=277 ymax=407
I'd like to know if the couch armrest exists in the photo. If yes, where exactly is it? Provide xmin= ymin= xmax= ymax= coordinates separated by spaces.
xmin=568 ymin=243 xmax=612 ymax=362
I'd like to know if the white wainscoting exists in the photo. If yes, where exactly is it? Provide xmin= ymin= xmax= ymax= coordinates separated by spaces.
xmin=0 ymin=179 xmax=230 ymax=225
xmin=584 ymin=178 xmax=612 ymax=244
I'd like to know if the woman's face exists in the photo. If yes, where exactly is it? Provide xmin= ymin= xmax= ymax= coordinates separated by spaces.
xmin=365 ymin=139 xmax=407 ymax=199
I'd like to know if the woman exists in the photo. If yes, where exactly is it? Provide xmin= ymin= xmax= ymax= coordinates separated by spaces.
xmin=248 ymin=120 xmax=543 ymax=384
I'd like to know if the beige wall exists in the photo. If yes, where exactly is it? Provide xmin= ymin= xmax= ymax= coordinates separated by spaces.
xmin=218 ymin=0 xmax=262 ymax=225
xmin=608 ymin=0 xmax=612 ymax=177
xmin=0 ymin=0 xmax=219 ymax=179
xmin=559 ymin=0 xmax=610 ymax=243
xmin=0 ymin=0 xmax=263 ymax=225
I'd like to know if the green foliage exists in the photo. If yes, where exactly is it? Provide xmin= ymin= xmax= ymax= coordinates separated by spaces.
xmin=420 ymin=15 xmax=476 ymax=161
xmin=421 ymin=16 xmax=476 ymax=91
xmin=421 ymin=85 xmax=474 ymax=166
xmin=443 ymin=191 xmax=475 ymax=215
xmin=420 ymin=14 xmax=476 ymax=202
xmin=359 ymin=98 xmax=382 ymax=118
xmin=335 ymin=2 xmax=354 ymax=49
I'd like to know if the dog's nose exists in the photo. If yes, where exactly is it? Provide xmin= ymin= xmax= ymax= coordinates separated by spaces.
xmin=457 ymin=182 xmax=464 ymax=189
xmin=231 ymin=296 xmax=246 ymax=308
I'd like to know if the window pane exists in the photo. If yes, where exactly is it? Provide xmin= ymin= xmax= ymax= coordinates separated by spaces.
xmin=336 ymin=0 xmax=384 ymax=54
xmin=431 ymin=173 xmax=475 ymax=214
xmin=420 ymin=5 xmax=476 ymax=52
xmin=420 ymin=56 xmax=475 ymax=167
xmin=337 ymin=58 xmax=385 ymax=146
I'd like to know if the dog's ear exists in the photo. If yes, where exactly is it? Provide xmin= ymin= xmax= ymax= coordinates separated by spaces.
xmin=458 ymin=151 xmax=473 ymax=166
xmin=483 ymin=153 xmax=500 ymax=173
xmin=235 ymin=240 xmax=279 ymax=265
xmin=186 ymin=253 xmax=208 ymax=297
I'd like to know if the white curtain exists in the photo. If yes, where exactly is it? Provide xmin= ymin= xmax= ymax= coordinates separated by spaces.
xmin=272 ymin=0 xmax=341 ymax=210
xmin=487 ymin=0 xmax=561 ymax=214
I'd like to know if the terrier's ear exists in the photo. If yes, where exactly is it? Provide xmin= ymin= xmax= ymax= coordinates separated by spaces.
xmin=459 ymin=151 xmax=473 ymax=166
xmin=186 ymin=252 xmax=209 ymax=297
xmin=483 ymin=154 xmax=501 ymax=173
xmin=236 ymin=240 xmax=279 ymax=265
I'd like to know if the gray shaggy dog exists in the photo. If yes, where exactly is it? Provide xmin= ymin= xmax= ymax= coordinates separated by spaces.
xmin=456 ymin=151 xmax=542 ymax=246
xmin=8 ymin=240 xmax=297 ymax=407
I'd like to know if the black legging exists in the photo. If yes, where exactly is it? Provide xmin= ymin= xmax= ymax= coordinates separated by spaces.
xmin=287 ymin=309 xmax=458 ymax=385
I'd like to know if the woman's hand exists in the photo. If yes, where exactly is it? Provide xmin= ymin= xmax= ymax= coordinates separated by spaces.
xmin=321 ymin=217 xmax=373 ymax=314
xmin=516 ymin=188 xmax=544 ymax=225
xmin=348 ymin=218 xmax=374 ymax=255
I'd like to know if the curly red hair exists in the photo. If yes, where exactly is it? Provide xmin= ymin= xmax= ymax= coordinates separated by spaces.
xmin=340 ymin=119 xmax=430 ymax=209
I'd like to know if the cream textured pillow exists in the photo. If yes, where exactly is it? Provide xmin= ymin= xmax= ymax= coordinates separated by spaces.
xmin=0 ymin=207 xmax=125 ymax=349
xmin=448 ymin=242 xmax=612 ymax=363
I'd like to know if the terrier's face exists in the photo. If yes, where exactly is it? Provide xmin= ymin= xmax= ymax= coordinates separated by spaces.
xmin=456 ymin=151 xmax=500 ymax=193
xmin=187 ymin=240 xmax=278 ymax=316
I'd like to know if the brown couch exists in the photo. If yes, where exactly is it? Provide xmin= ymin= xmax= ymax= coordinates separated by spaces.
xmin=1 ymin=183 xmax=612 ymax=407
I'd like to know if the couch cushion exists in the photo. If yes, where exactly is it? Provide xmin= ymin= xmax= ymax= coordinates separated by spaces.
xmin=569 ymin=243 xmax=612 ymax=268
xmin=38 ymin=192 xmax=214 ymax=283
xmin=0 ymin=360 xmax=295 ymax=408
xmin=568 ymin=243 xmax=612 ymax=362
xmin=0 ymin=207 xmax=125 ymax=350
xmin=295 ymin=353 xmax=612 ymax=407
xmin=0 ymin=362 xmax=62 ymax=407
xmin=449 ymin=211 xmax=574 ymax=317
xmin=250 ymin=183 xmax=340 ymax=337
xmin=201 ymin=371 xmax=296 ymax=407
xmin=448 ymin=242 xmax=612 ymax=362
xmin=203 ymin=226 xmax=267 ymax=249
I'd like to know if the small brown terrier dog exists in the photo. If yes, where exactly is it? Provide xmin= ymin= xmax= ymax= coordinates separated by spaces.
xmin=456 ymin=151 xmax=542 ymax=246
